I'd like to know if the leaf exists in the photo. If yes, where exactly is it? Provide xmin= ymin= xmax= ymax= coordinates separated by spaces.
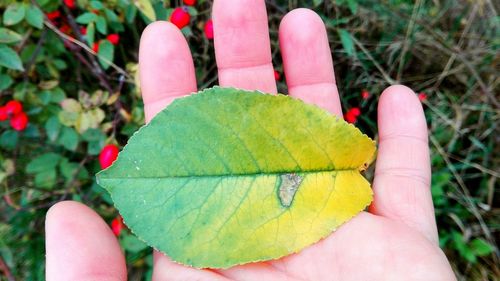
xmin=0 ymin=28 xmax=22 ymax=44
xmin=346 ymin=0 xmax=358 ymax=14
xmin=0 ymin=131 xmax=18 ymax=150
xmin=86 ymin=22 xmax=95 ymax=46
xmin=134 ymin=0 xmax=155 ymax=22
xmin=96 ymin=16 xmax=107 ymax=34
xmin=26 ymin=153 xmax=61 ymax=173
xmin=75 ymin=12 xmax=98 ymax=24
xmin=97 ymin=87 xmax=376 ymax=268
xmin=90 ymin=0 xmax=104 ymax=10
xmin=338 ymin=29 xmax=356 ymax=57
xmin=0 ymin=45 xmax=24 ymax=71
xmin=25 ymin=5 xmax=44 ymax=29
xmin=121 ymin=233 xmax=149 ymax=253
xmin=3 ymin=3 xmax=25 ymax=26
xmin=57 ymin=127 xmax=79 ymax=151
xmin=470 ymin=238 xmax=494 ymax=256
xmin=0 ymin=74 xmax=13 ymax=90
xmin=97 ymin=40 xmax=114 ymax=70
xmin=45 ymin=116 xmax=61 ymax=142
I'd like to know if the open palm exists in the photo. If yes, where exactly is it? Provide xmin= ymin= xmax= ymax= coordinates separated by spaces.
xmin=45 ymin=1 xmax=455 ymax=280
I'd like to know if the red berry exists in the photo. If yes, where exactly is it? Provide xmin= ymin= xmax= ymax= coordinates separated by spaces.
xmin=0 ymin=107 xmax=8 ymax=121
xmin=10 ymin=112 xmax=28 ymax=131
xmin=274 ymin=70 xmax=281 ymax=81
xmin=92 ymin=41 xmax=100 ymax=53
xmin=99 ymin=144 xmax=119 ymax=169
xmin=59 ymin=24 xmax=71 ymax=34
xmin=46 ymin=10 xmax=61 ymax=21
xmin=111 ymin=216 xmax=124 ymax=236
xmin=361 ymin=89 xmax=370 ymax=100
xmin=80 ymin=26 xmax=87 ymax=35
xmin=418 ymin=92 xmax=427 ymax=102
xmin=183 ymin=0 xmax=196 ymax=5
xmin=349 ymin=107 xmax=361 ymax=117
xmin=64 ymin=0 xmax=76 ymax=9
xmin=204 ymin=19 xmax=214 ymax=39
xmin=106 ymin=34 xmax=120 ymax=45
xmin=344 ymin=112 xmax=357 ymax=124
xmin=170 ymin=7 xmax=190 ymax=29
xmin=4 ymin=100 xmax=23 ymax=116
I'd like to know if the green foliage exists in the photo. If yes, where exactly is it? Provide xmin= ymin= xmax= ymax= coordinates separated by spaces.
xmin=0 ymin=0 xmax=497 ymax=279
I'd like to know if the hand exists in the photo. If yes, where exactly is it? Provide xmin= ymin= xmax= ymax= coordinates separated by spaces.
xmin=45 ymin=1 xmax=456 ymax=280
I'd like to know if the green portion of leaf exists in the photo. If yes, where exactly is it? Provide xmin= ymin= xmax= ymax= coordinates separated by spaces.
xmin=3 ymin=4 xmax=26 ymax=26
xmin=0 ymin=45 xmax=24 ymax=71
xmin=97 ymin=40 xmax=114 ymax=70
xmin=121 ymin=234 xmax=149 ymax=253
xmin=57 ymin=127 xmax=79 ymax=151
xmin=97 ymin=87 xmax=376 ymax=269
xmin=134 ymin=0 xmax=155 ymax=22
xmin=76 ymin=12 xmax=98 ymax=24
xmin=96 ymin=16 xmax=107 ymax=34
xmin=0 ymin=131 xmax=18 ymax=150
xmin=45 ymin=116 xmax=61 ymax=142
xmin=86 ymin=22 xmax=95 ymax=46
xmin=0 ymin=74 xmax=13 ymax=90
xmin=0 ymin=28 xmax=22 ymax=44
xmin=338 ymin=29 xmax=356 ymax=57
xmin=470 ymin=238 xmax=494 ymax=256
xmin=26 ymin=153 xmax=61 ymax=173
xmin=26 ymin=5 xmax=44 ymax=29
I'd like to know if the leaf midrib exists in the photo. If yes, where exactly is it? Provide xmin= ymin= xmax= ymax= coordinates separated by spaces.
xmin=97 ymin=167 xmax=361 ymax=180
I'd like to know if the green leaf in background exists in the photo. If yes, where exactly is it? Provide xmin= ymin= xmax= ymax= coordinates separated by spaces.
xmin=97 ymin=40 xmax=114 ymax=70
xmin=96 ymin=16 xmax=107 ymax=34
xmin=3 ymin=3 xmax=26 ymax=26
xmin=0 ymin=45 xmax=24 ymax=71
xmin=57 ymin=127 xmax=79 ymax=151
xmin=134 ymin=0 xmax=155 ymax=22
xmin=470 ymin=238 xmax=494 ymax=257
xmin=45 ymin=116 xmax=61 ymax=142
xmin=346 ymin=0 xmax=358 ymax=14
xmin=25 ymin=5 xmax=44 ymax=29
xmin=0 ymin=74 xmax=13 ymax=90
xmin=0 ymin=130 xmax=18 ymax=150
xmin=26 ymin=153 xmax=61 ymax=174
xmin=121 ymin=233 xmax=149 ymax=253
xmin=75 ymin=12 xmax=98 ymax=24
xmin=0 ymin=28 xmax=22 ymax=44
xmin=90 ymin=0 xmax=104 ymax=10
xmin=86 ymin=22 xmax=95 ymax=46
xmin=338 ymin=28 xmax=356 ymax=57
xmin=97 ymin=87 xmax=376 ymax=268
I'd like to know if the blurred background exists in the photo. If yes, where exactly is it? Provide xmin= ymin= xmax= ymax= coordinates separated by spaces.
xmin=0 ymin=0 xmax=498 ymax=280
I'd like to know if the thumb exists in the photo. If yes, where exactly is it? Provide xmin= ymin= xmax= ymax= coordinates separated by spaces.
xmin=46 ymin=201 xmax=127 ymax=281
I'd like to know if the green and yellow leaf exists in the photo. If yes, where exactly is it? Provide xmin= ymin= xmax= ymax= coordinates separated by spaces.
xmin=97 ymin=87 xmax=376 ymax=268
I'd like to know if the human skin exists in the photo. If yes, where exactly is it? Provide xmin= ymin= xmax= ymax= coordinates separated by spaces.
xmin=45 ymin=1 xmax=457 ymax=280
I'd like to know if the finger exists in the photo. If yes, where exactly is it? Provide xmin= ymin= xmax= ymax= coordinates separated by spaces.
xmin=46 ymin=201 xmax=126 ymax=281
xmin=139 ymin=21 xmax=197 ymax=123
xmin=152 ymin=251 xmax=230 ymax=281
xmin=213 ymin=0 xmax=277 ymax=93
xmin=370 ymin=85 xmax=438 ymax=243
xmin=217 ymin=262 xmax=297 ymax=281
xmin=279 ymin=9 xmax=341 ymax=116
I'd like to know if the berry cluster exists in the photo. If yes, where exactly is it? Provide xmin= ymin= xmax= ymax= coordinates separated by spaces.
xmin=45 ymin=1 xmax=121 ymax=53
xmin=0 ymin=100 xmax=28 ymax=131
xmin=169 ymin=1 xmax=214 ymax=40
